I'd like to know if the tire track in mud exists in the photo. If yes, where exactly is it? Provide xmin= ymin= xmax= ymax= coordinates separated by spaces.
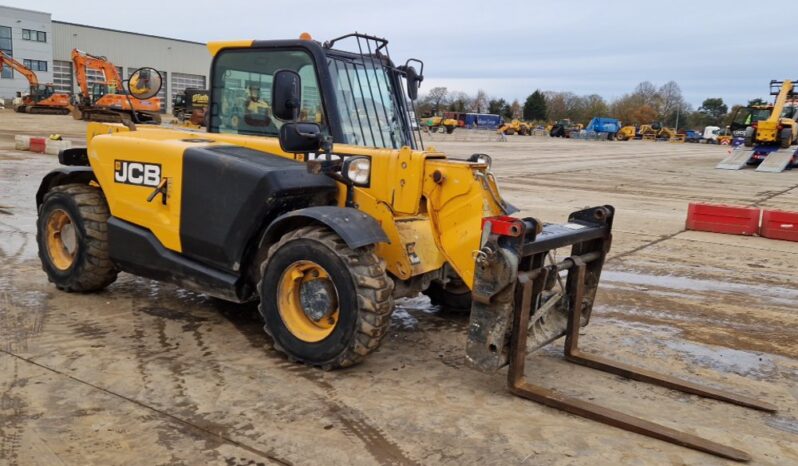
xmin=0 ymin=357 xmax=26 ymax=465
xmin=749 ymin=182 xmax=798 ymax=207
xmin=0 ymin=348 xmax=292 ymax=466
xmin=130 ymin=302 xmax=232 ymax=452
xmin=270 ymin=359 xmax=420 ymax=466
xmin=0 ymin=218 xmax=32 ymax=265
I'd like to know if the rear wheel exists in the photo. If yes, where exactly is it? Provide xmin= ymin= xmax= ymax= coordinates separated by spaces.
xmin=423 ymin=280 xmax=471 ymax=312
xmin=36 ymin=184 xmax=118 ymax=292
xmin=445 ymin=125 xmax=455 ymax=134
xmin=258 ymin=226 xmax=394 ymax=369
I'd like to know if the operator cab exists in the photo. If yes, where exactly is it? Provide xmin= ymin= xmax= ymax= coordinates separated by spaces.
xmin=207 ymin=33 xmax=424 ymax=151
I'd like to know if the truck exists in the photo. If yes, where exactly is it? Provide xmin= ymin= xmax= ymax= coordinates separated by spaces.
xmin=584 ymin=117 xmax=621 ymax=139
xmin=173 ymin=88 xmax=210 ymax=125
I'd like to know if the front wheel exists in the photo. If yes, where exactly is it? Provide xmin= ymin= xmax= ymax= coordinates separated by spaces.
xmin=258 ymin=226 xmax=394 ymax=369
xmin=744 ymin=127 xmax=755 ymax=147
xmin=781 ymin=128 xmax=792 ymax=149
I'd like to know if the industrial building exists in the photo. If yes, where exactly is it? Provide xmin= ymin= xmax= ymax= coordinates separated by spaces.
xmin=0 ymin=5 xmax=209 ymax=112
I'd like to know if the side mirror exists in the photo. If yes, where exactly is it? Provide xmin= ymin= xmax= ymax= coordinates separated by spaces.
xmin=127 ymin=67 xmax=162 ymax=100
xmin=400 ymin=59 xmax=424 ymax=101
xmin=279 ymin=122 xmax=322 ymax=153
xmin=405 ymin=66 xmax=422 ymax=101
xmin=272 ymin=69 xmax=301 ymax=121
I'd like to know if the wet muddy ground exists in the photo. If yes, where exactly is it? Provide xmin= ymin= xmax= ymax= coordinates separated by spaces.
xmin=1 ymin=111 xmax=797 ymax=465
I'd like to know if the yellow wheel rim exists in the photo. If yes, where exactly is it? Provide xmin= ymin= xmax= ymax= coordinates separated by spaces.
xmin=46 ymin=209 xmax=78 ymax=271
xmin=277 ymin=260 xmax=339 ymax=343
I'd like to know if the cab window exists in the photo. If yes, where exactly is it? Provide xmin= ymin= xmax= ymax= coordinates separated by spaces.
xmin=210 ymin=49 xmax=325 ymax=136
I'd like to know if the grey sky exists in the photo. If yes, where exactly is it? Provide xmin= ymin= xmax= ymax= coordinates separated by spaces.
xmin=7 ymin=0 xmax=790 ymax=107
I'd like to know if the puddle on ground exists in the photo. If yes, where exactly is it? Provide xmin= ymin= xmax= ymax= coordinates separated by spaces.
xmin=602 ymin=271 xmax=798 ymax=306
xmin=662 ymin=339 xmax=777 ymax=378
xmin=766 ymin=416 xmax=798 ymax=435
xmin=392 ymin=296 xmax=432 ymax=330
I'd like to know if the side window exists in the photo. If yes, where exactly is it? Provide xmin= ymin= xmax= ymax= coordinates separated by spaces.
xmin=210 ymin=49 xmax=325 ymax=136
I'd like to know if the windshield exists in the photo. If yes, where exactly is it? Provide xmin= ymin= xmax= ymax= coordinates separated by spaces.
xmin=327 ymin=54 xmax=411 ymax=149
xmin=733 ymin=107 xmax=772 ymax=125
xmin=781 ymin=105 xmax=797 ymax=119
xmin=211 ymin=49 xmax=325 ymax=137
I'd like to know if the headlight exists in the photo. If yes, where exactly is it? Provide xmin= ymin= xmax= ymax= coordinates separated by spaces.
xmin=467 ymin=153 xmax=492 ymax=168
xmin=342 ymin=157 xmax=371 ymax=186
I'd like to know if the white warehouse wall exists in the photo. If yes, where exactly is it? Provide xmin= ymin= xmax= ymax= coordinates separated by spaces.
xmin=52 ymin=21 xmax=210 ymax=112
xmin=0 ymin=6 xmax=53 ymax=100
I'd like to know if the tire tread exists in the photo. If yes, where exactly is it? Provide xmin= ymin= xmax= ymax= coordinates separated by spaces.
xmin=257 ymin=225 xmax=393 ymax=369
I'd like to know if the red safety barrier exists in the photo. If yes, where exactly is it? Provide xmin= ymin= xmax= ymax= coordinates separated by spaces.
xmin=29 ymin=137 xmax=46 ymax=153
xmin=760 ymin=209 xmax=798 ymax=242
xmin=685 ymin=203 xmax=760 ymax=236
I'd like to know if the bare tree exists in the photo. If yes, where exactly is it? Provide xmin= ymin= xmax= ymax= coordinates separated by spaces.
xmin=424 ymin=87 xmax=449 ymax=115
xmin=658 ymin=81 xmax=686 ymax=123
xmin=471 ymin=89 xmax=488 ymax=113
xmin=447 ymin=91 xmax=472 ymax=113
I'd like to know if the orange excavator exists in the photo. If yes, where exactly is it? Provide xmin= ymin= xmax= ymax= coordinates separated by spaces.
xmin=0 ymin=51 xmax=70 ymax=114
xmin=70 ymin=49 xmax=162 ymax=124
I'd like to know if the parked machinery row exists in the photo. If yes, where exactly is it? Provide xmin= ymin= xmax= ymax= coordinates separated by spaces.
xmin=2 ymin=49 xmax=162 ymax=124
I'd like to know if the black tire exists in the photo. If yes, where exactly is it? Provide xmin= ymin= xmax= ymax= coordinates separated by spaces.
xmin=780 ymin=128 xmax=792 ymax=149
xmin=37 ymin=183 xmax=118 ymax=292
xmin=744 ymin=127 xmax=755 ymax=147
xmin=258 ymin=226 xmax=394 ymax=369
xmin=445 ymin=125 xmax=455 ymax=134
xmin=423 ymin=280 xmax=472 ymax=312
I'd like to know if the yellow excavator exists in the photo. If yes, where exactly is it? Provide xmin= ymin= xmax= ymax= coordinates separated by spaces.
xmin=742 ymin=80 xmax=798 ymax=148
xmin=34 ymin=33 xmax=775 ymax=462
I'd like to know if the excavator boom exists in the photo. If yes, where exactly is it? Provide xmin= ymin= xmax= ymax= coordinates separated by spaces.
xmin=767 ymin=80 xmax=794 ymax=124
xmin=0 ymin=50 xmax=39 ymax=87
xmin=0 ymin=50 xmax=70 ymax=115
xmin=69 ymin=48 xmax=161 ymax=124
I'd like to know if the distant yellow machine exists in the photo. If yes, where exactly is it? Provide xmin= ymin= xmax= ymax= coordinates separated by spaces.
xmin=615 ymin=125 xmax=636 ymax=141
xmin=422 ymin=115 xmax=458 ymax=133
xmin=497 ymin=119 xmax=533 ymax=135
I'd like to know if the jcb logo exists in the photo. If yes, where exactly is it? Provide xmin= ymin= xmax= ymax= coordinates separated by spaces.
xmin=114 ymin=160 xmax=161 ymax=187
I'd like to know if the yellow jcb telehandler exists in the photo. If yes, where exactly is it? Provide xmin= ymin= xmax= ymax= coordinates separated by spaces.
xmin=741 ymin=80 xmax=798 ymax=148
xmin=35 ymin=33 xmax=774 ymax=462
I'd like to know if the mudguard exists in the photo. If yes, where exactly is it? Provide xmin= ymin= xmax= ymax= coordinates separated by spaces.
xmin=36 ymin=166 xmax=96 ymax=208
xmin=262 ymin=206 xmax=389 ymax=250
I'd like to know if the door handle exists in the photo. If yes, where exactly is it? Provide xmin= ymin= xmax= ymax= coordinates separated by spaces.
xmin=147 ymin=178 xmax=168 ymax=204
